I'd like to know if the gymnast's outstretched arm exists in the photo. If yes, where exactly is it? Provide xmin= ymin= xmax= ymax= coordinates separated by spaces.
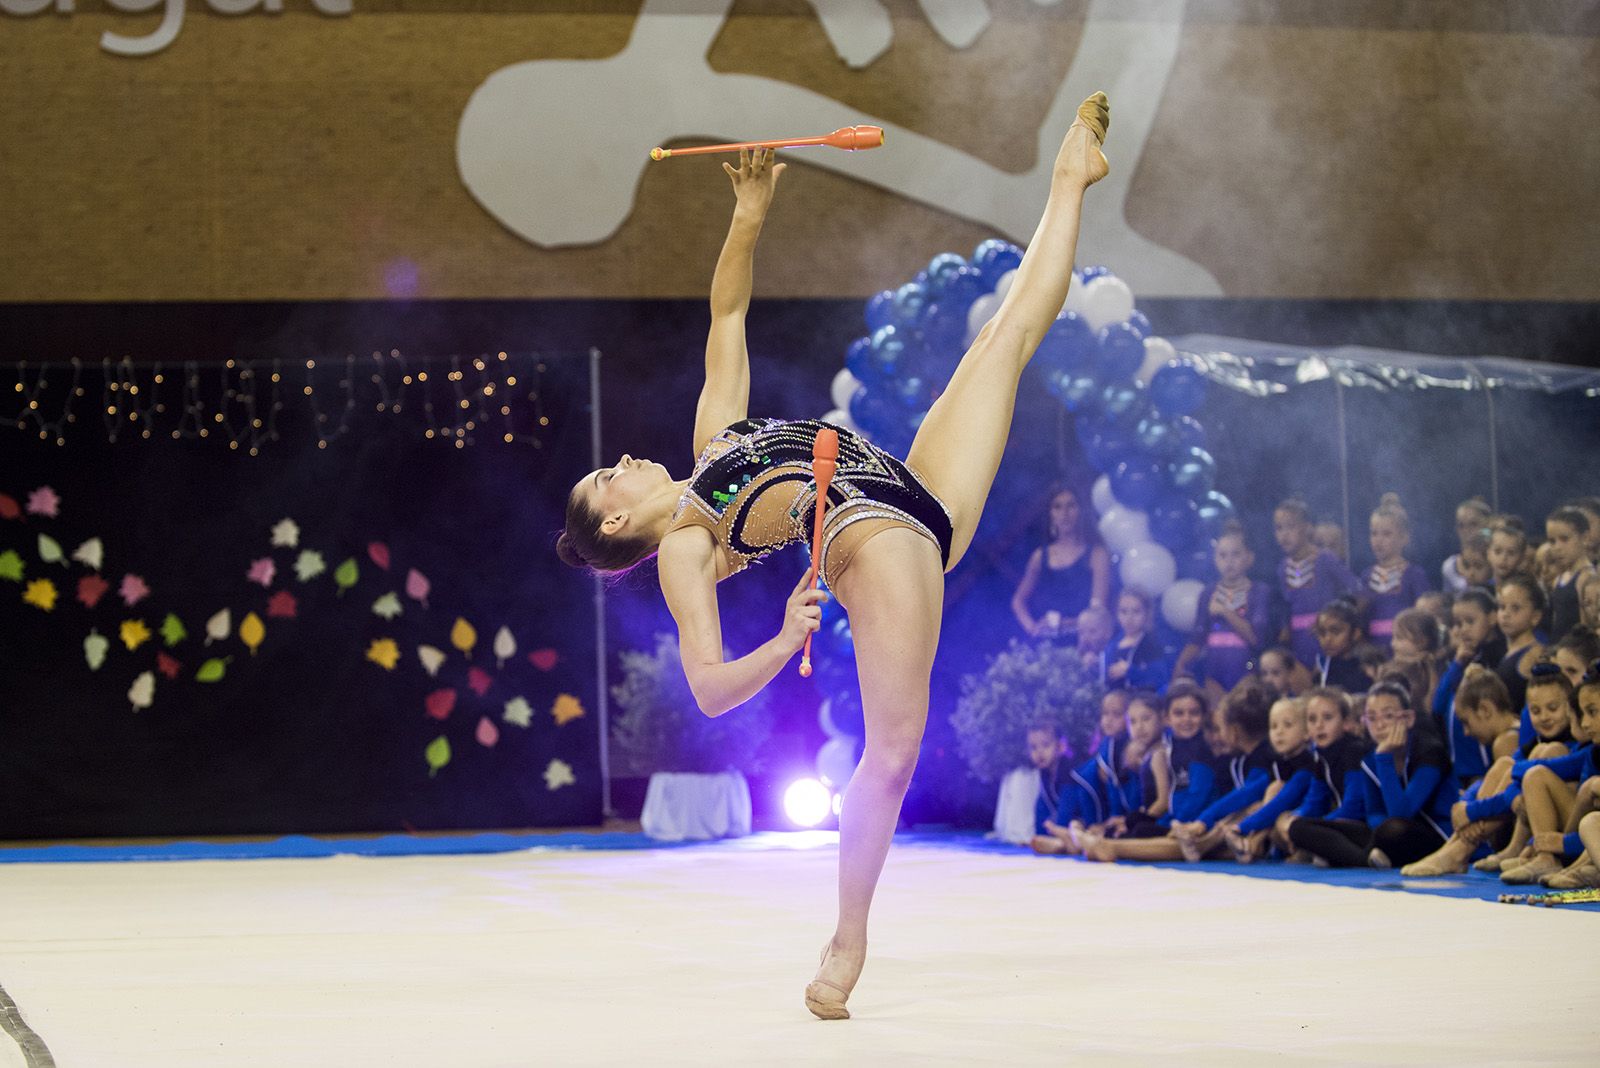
xmin=692 ymin=147 xmax=786 ymax=456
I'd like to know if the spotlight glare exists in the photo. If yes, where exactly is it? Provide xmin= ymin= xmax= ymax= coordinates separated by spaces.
xmin=783 ymin=778 xmax=832 ymax=828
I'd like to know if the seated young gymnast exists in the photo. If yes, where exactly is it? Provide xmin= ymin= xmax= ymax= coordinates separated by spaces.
xmin=1223 ymin=696 xmax=1317 ymax=862
xmin=1312 ymin=597 xmax=1374 ymax=694
xmin=1499 ymin=663 xmax=1592 ymax=884
xmin=1400 ymin=667 xmax=1522 ymax=876
xmin=1281 ymin=687 xmax=1372 ymax=860
xmin=1286 ymin=680 xmax=1455 ymax=868
xmin=1431 ymin=587 xmax=1508 ymax=787
xmin=1032 ymin=690 xmax=1136 ymax=854
xmin=1094 ymin=689 xmax=1168 ymax=837
xmin=1025 ymin=721 xmax=1071 ymax=837
xmin=1169 ymin=682 xmax=1276 ymax=862
xmin=555 ymin=91 xmax=1116 ymax=1019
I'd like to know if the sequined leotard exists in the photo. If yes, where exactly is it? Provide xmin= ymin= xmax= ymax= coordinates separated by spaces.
xmin=665 ymin=418 xmax=953 ymax=587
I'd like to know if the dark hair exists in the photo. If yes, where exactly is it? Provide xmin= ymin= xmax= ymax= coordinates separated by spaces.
xmin=1568 ymin=497 xmax=1600 ymax=520
xmin=556 ymin=482 xmax=658 ymax=575
xmin=1547 ymin=506 xmax=1591 ymax=537
xmin=1275 ymin=497 xmax=1312 ymax=525
xmin=1368 ymin=678 xmax=1413 ymax=711
xmin=1498 ymin=573 xmax=1547 ymax=615
xmin=1527 ymin=660 xmax=1576 ymax=706
xmin=1258 ymin=645 xmax=1297 ymax=670
xmin=1455 ymin=586 xmax=1497 ymax=618
xmin=1579 ymin=658 xmax=1600 ymax=698
xmin=1457 ymin=496 xmax=1493 ymax=521
xmin=1043 ymin=482 xmax=1097 ymax=546
xmin=1303 ymin=685 xmax=1352 ymax=720
xmin=1126 ymin=689 xmax=1166 ymax=716
xmin=1377 ymin=660 xmax=1430 ymax=709
xmin=1318 ymin=595 xmax=1368 ymax=635
xmin=1457 ymin=664 xmax=1512 ymax=713
xmin=1553 ymin=626 xmax=1600 ymax=669
xmin=1223 ymin=681 xmax=1272 ymax=740
xmin=1164 ymin=679 xmax=1210 ymax=718
xmin=1392 ymin=608 xmax=1444 ymax=656
xmin=1490 ymin=514 xmax=1528 ymax=546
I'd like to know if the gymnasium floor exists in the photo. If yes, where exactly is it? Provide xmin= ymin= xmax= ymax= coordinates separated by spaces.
xmin=1 ymin=833 xmax=1593 ymax=1066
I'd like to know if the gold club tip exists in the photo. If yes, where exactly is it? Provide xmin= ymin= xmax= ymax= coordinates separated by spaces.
xmin=650 ymin=147 xmax=669 ymax=160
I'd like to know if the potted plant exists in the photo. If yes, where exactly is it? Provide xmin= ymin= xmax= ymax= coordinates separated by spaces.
xmin=611 ymin=632 xmax=772 ymax=841
xmin=949 ymin=640 xmax=1104 ymax=842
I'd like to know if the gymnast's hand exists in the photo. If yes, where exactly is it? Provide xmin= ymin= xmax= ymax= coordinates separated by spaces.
xmin=723 ymin=147 xmax=786 ymax=216
xmin=780 ymin=567 xmax=829 ymax=655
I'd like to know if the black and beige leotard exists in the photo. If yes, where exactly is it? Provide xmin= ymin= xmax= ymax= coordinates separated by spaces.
xmin=665 ymin=418 xmax=952 ymax=587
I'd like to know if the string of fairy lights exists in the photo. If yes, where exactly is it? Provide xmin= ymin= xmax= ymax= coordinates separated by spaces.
xmin=3 ymin=351 xmax=559 ymax=453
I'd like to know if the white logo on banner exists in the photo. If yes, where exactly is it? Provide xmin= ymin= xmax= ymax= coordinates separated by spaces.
xmin=457 ymin=0 xmax=1220 ymax=297
xmin=0 ymin=0 xmax=351 ymax=58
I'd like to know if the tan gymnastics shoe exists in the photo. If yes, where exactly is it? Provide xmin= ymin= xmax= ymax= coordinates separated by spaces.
xmin=805 ymin=941 xmax=860 ymax=1021
xmin=1060 ymin=92 xmax=1111 ymax=187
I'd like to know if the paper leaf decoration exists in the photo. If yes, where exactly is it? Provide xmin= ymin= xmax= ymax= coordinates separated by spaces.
xmin=270 ymin=517 xmax=299 ymax=548
xmin=119 ymin=618 xmax=151 ymax=652
xmin=0 ymin=549 xmax=23 ymax=582
xmin=543 ymin=759 xmax=576 ymax=791
xmin=493 ymin=626 xmax=516 ymax=669
xmin=551 ymin=693 xmax=586 ymax=727
xmin=195 ymin=656 xmax=231 ymax=682
xmin=333 ymin=557 xmax=359 ymax=596
xmin=78 ymin=574 xmax=109 ymax=609
xmin=424 ymin=688 xmax=457 ymax=721
xmin=37 ymin=533 xmax=64 ymax=566
xmin=119 ymin=574 xmax=150 ymax=607
xmin=367 ymin=541 xmax=390 ymax=570
xmin=294 ymin=550 xmax=326 ymax=582
xmin=476 ymin=717 xmax=499 ymax=748
xmin=467 ymin=667 xmax=493 ymax=698
xmin=266 ymin=590 xmax=297 ymax=619
xmin=26 ymin=486 xmax=60 ymax=518
xmin=23 ymin=578 xmax=57 ymax=611
xmin=84 ymin=629 xmax=109 ymax=670
xmin=405 ymin=568 xmax=430 ymax=608
xmin=369 ymin=592 xmax=400 ymax=620
xmin=425 ymin=736 xmax=451 ymax=777
xmin=0 ymin=493 xmax=18 ymax=520
xmin=502 ymin=696 xmax=533 ymax=728
xmin=128 ymin=671 xmax=155 ymax=713
xmin=240 ymin=612 xmax=265 ymax=656
xmin=366 ymin=638 xmax=400 ymax=671
xmin=205 ymin=608 xmax=231 ymax=645
xmin=246 ymin=557 xmax=276 ymax=587
xmin=528 ymin=648 xmax=559 ymax=672
xmin=417 ymin=645 xmax=445 ymax=677
xmin=156 ymin=651 xmax=181 ymax=680
xmin=72 ymin=537 xmax=104 ymax=571
xmin=450 ymin=617 xmax=477 ymax=657
xmin=160 ymin=613 xmax=187 ymax=647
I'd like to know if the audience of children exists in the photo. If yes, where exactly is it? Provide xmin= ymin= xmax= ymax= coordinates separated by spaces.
xmin=1007 ymin=485 xmax=1600 ymax=891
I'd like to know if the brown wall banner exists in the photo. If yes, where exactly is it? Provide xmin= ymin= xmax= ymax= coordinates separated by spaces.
xmin=1 ymin=1 xmax=1596 ymax=303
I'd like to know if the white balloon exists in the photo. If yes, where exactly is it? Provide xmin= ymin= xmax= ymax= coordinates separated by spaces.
xmin=1063 ymin=271 xmax=1089 ymax=316
xmin=816 ymin=735 xmax=860 ymax=789
xmin=1097 ymin=505 xmax=1150 ymax=554
xmin=830 ymin=368 xmax=860 ymax=412
xmin=1081 ymin=275 xmax=1136 ymax=332
xmin=1135 ymin=335 xmax=1177 ymax=386
xmin=965 ymin=292 xmax=1001 ymax=344
xmin=994 ymin=268 xmax=1018 ymax=300
xmin=1120 ymin=541 xmax=1178 ymax=598
xmin=821 ymin=407 xmax=855 ymax=432
xmin=1091 ymin=473 xmax=1117 ymax=515
xmin=1161 ymin=578 xmax=1206 ymax=632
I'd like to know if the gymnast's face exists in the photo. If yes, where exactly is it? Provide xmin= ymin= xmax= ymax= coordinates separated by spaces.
xmin=580 ymin=454 xmax=671 ymax=532
xmin=1167 ymin=696 xmax=1204 ymax=740
xmin=1305 ymin=695 xmax=1345 ymax=749
xmin=1526 ymin=684 xmax=1572 ymax=741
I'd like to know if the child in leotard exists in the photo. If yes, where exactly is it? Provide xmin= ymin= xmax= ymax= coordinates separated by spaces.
xmin=1273 ymin=497 xmax=1359 ymax=667
xmin=1026 ymin=722 xmax=1071 ymax=837
xmin=1107 ymin=589 xmax=1171 ymax=691
xmin=1544 ymin=507 xmax=1595 ymax=643
xmin=1257 ymin=646 xmax=1303 ymax=701
xmin=1486 ymin=516 xmax=1528 ymax=589
xmin=1169 ymin=682 xmax=1276 ymax=862
xmin=1430 ymin=587 xmax=1508 ymax=786
xmin=1388 ymin=608 xmax=1444 ymax=707
xmin=1223 ymin=696 xmax=1316 ymax=862
xmin=1174 ymin=523 xmax=1269 ymax=694
xmin=1033 ymin=690 xmax=1132 ymax=853
xmin=1539 ymin=664 xmax=1600 ymax=888
xmin=1362 ymin=494 xmax=1432 ymax=650
xmin=1312 ymin=597 xmax=1372 ymax=694
xmin=1469 ymin=662 xmax=1574 ymax=874
xmin=1313 ymin=521 xmax=1346 ymax=564
xmin=1097 ymin=690 xmax=1168 ymax=838
xmin=1499 ymin=664 xmax=1590 ymax=883
xmin=1283 ymin=687 xmax=1372 ymax=860
xmin=1495 ymin=574 xmax=1547 ymax=724
xmin=1442 ymin=496 xmax=1494 ymax=592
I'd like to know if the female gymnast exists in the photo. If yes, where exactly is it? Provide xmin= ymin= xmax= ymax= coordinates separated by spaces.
xmin=557 ymin=93 xmax=1113 ymax=1019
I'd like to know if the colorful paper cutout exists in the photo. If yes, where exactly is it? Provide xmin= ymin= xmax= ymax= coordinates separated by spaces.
xmin=23 ymin=578 xmax=57 ymax=611
xmin=77 ymin=574 xmax=109 ymax=609
xmin=119 ymin=574 xmax=150 ymax=607
xmin=156 ymin=651 xmax=181 ymax=680
xmin=424 ymin=688 xmax=457 ymax=721
xmin=417 ymin=644 xmax=446 ymax=677
xmin=84 ymin=629 xmax=109 ymax=670
xmin=366 ymin=637 xmax=400 ymax=671
xmin=450 ymin=617 xmax=477 ymax=657
xmin=476 ymin=717 xmax=499 ymax=748
xmin=119 ymin=618 xmax=151 ymax=652
xmin=367 ymin=542 xmax=390 ymax=570
xmin=0 ymin=493 xmax=18 ymax=520
xmin=551 ymin=693 xmax=586 ymax=726
xmin=294 ymin=550 xmax=326 ymax=582
xmin=467 ymin=666 xmax=493 ymax=697
xmin=543 ymin=759 xmax=575 ymax=791
xmin=502 ymin=696 xmax=533 ymax=728
xmin=72 ymin=537 xmax=103 ymax=570
xmin=405 ymin=568 xmax=430 ymax=608
xmin=26 ymin=486 xmax=60 ymax=518
xmin=493 ymin=626 xmax=516 ymax=668
xmin=195 ymin=656 xmax=231 ymax=682
xmin=528 ymin=648 xmax=559 ymax=672
xmin=270 ymin=517 xmax=300 ymax=548
xmin=37 ymin=533 xmax=64 ymax=566
xmin=247 ymin=557 xmax=276 ymax=587
xmin=0 ymin=549 xmax=23 ymax=581
xmin=425 ymin=736 xmax=451 ymax=777
xmin=160 ymin=613 xmax=187 ymax=646
xmin=266 ymin=590 xmax=297 ymax=619
xmin=333 ymin=557 xmax=359 ymax=596
xmin=128 ymin=671 xmax=155 ymax=713
xmin=240 ymin=612 xmax=265 ymax=656
xmin=371 ymin=592 xmax=402 ymax=620
xmin=205 ymin=608 xmax=231 ymax=645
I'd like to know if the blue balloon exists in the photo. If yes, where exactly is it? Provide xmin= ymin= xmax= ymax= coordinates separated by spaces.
xmin=1149 ymin=494 xmax=1201 ymax=550
xmin=1150 ymin=358 xmax=1208 ymax=416
xmin=1097 ymin=322 xmax=1146 ymax=382
xmin=924 ymin=253 xmax=968 ymax=297
xmin=892 ymin=281 xmax=929 ymax=329
xmin=1035 ymin=312 xmax=1097 ymax=379
xmin=825 ymin=687 xmax=865 ymax=737
xmin=849 ymin=385 xmax=898 ymax=437
xmin=1133 ymin=415 xmax=1175 ymax=459
xmin=1196 ymin=490 xmax=1236 ymax=541
xmin=857 ymin=325 xmax=904 ymax=384
xmin=920 ymin=303 xmax=965 ymax=356
xmin=1110 ymin=456 xmax=1165 ymax=509
xmin=1059 ymin=373 xmax=1102 ymax=414
xmin=973 ymin=239 xmax=1023 ymax=286
xmin=815 ymin=614 xmax=855 ymax=660
xmin=1166 ymin=445 xmax=1217 ymax=496
xmin=1099 ymin=380 xmax=1148 ymax=429
xmin=1126 ymin=310 xmax=1153 ymax=340
xmin=1168 ymin=414 xmax=1207 ymax=454
xmin=939 ymin=265 xmax=985 ymax=313
xmin=894 ymin=375 xmax=932 ymax=411
xmin=864 ymin=289 xmax=895 ymax=333
xmin=1079 ymin=265 xmax=1110 ymax=284
xmin=844 ymin=336 xmax=873 ymax=383
xmin=1081 ymin=424 xmax=1135 ymax=473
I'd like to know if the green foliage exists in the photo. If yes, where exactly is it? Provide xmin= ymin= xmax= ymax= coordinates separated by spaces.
xmin=950 ymin=639 xmax=1104 ymax=783
xmin=610 ymin=632 xmax=773 ymax=775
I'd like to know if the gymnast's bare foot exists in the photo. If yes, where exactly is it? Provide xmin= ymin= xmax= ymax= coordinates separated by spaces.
xmin=1031 ymin=834 xmax=1069 ymax=855
xmin=1042 ymin=819 xmax=1083 ymax=853
xmin=1055 ymin=91 xmax=1110 ymax=189
xmin=1076 ymin=828 xmax=1117 ymax=863
xmin=806 ymin=938 xmax=864 ymax=1021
